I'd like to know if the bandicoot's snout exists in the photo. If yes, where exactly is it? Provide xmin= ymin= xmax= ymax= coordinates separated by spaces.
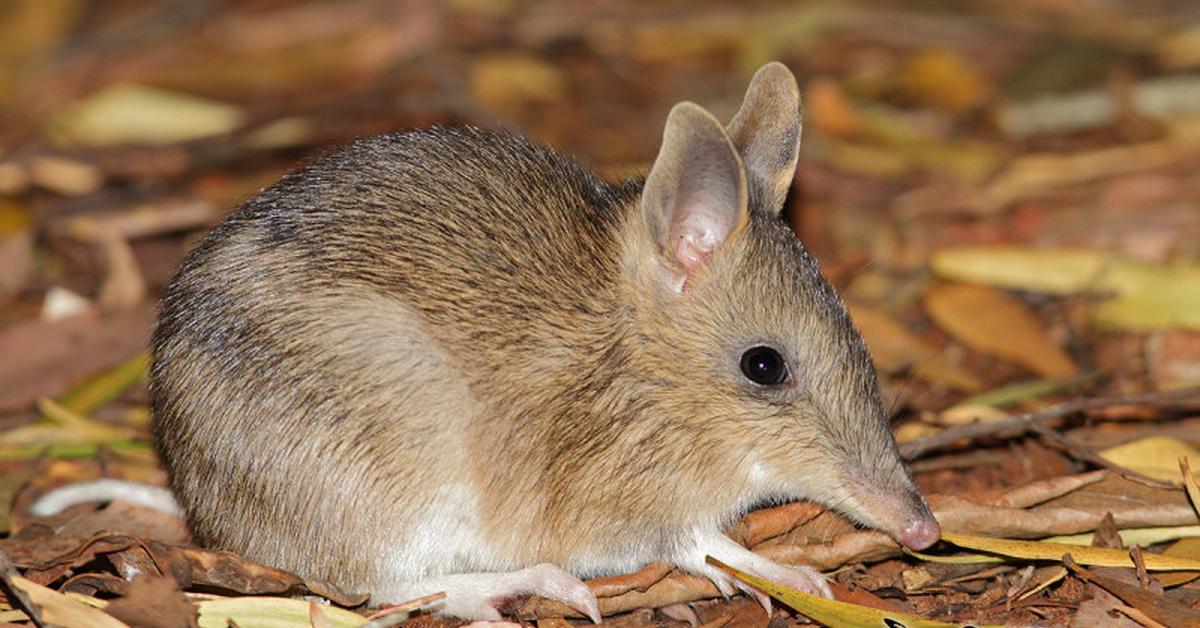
xmin=882 ymin=487 xmax=941 ymax=550
xmin=836 ymin=469 xmax=941 ymax=551
xmin=897 ymin=510 xmax=941 ymax=550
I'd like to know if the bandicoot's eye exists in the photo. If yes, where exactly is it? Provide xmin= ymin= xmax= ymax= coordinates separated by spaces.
xmin=739 ymin=346 xmax=789 ymax=386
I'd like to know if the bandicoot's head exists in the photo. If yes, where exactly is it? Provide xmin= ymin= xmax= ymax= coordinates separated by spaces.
xmin=620 ymin=62 xmax=939 ymax=550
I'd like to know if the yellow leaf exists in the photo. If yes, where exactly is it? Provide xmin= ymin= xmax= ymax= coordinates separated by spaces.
xmin=931 ymin=247 xmax=1106 ymax=295
xmin=895 ymin=421 xmax=941 ymax=444
xmin=935 ymin=404 xmax=1008 ymax=426
xmin=804 ymin=78 xmax=860 ymax=137
xmin=931 ymin=247 xmax=1200 ymax=331
xmin=1182 ymin=455 xmax=1200 ymax=517
xmin=1045 ymin=526 xmax=1200 ymax=548
xmin=28 ymin=155 xmax=103 ymax=196
xmin=0 ymin=199 xmax=31 ymax=236
xmin=1099 ymin=437 xmax=1200 ymax=483
xmin=1157 ymin=23 xmax=1200 ymax=69
xmin=899 ymin=48 xmax=991 ymax=112
xmin=197 ymin=597 xmax=365 ymax=628
xmin=820 ymin=139 xmax=910 ymax=178
xmin=956 ymin=378 xmax=1073 ymax=409
xmin=1161 ymin=537 xmax=1200 ymax=587
xmin=0 ymin=398 xmax=136 ymax=448
xmin=57 ymin=352 xmax=149 ymax=415
xmin=1094 ymin=262 xmax=1200 ymax=331
xmin=47 ymin=84 xmax=244 ymax=146
xmin=1017 ymin=566 xmax=1066 ymax=601
xmin=0 ymin=0 xmax=84 ymax=61
xmin=39 ymin=397 xmax=136 ymax=442
xmin=924 ymin=283 xmax=1078 ymax=379
xmin=469 ymin=53 xmax=566 ymax=118
xmin=904 ymin=548 xmax=1004 ymax=565
xmin=941 ymin=532 xmax=1200 ymax=570
xmin=976 ymin=141 xmax=1192 ymax=212
xmin=708 ymin=557 xmax=996 ymax=627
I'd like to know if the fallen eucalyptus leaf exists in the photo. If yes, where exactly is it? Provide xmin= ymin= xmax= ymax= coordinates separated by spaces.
xmin=931 ymin=247 xmax=1200 ymax=331
xmin=8 ymin=574 xmax=127 ymax=628
xmin=197 ymin=597 xmax=365 ymax=628
xmin=708 ymin=557 xmax=994 ymax=627
xmin=47 ymin=84 xmax=244 ymax=146
xmin=923 ymin=282 xmax=1077 ymax=378
xmin=1100 ymin=437 xmax=1200 ymax=483
xmin=941 ymin=532 xmax=1200 ymax=570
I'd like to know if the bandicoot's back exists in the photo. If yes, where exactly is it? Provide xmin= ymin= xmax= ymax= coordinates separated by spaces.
xmin=152 ymin=126 xmax=639 ymax=582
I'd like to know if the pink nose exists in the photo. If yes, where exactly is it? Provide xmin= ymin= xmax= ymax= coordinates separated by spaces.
xmin=897 ymin=517 xmax=941 ymax=550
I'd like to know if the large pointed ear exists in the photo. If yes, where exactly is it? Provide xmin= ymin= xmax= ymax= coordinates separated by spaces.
xmin=640 ymin=102 xmax=748 ymax=292
xmin=726 ymin=61 xmax=802 ymax=216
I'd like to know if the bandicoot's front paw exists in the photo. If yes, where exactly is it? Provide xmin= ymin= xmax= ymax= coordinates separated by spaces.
xmin=702 ymin=560 xmax=831 ymax=616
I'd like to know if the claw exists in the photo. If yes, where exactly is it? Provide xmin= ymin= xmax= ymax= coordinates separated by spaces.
xmin=521 ymin=563 xmax=602 ymax=623
xmin=701 ymin=557 xmax=830 ymax=617
xmin=701 ymin=564 xmax=739 ymax=598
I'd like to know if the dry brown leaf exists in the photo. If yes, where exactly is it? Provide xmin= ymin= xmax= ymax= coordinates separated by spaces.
xmin=585 ymin=562 xmax=673 ymax=598
xmin=46 ymin=84 xmax=245 ymax=146
xmin=977 ymin=140 xmax=1196 ymax=212
xmin=923 ymin=282 xmax=1078 ymax=379
xmin=469 ymin=53 xmax=566 ymax=118
xmin=0 ymin=161 xmax=29 ymax=194
xmin=520 ymin=571 xmax=719 ymax=620
xmin=1148 ymin=331 xmax=1200 ymax=389
xmin=728 ymin=501 xmax=823 ymax=547
xmin=52 ymin=199 xmax=217 ymax=242
xmin=28 ymin=155 xmax=104 ymax=196
xmin=849 ymin=304 xmax=981 ymax=392
xmin=22 ymin=500 xmax=190 ymax=547
xmin=828 ymin=580 xmax=906 ymax=613
xmin=984 ymin=471 xmax=1108 ymax=509
xmin=1072 ymin=586 xmax=1143 ymax=628
xmin=1159 ymin=538 xmax=1200 ymax=587
xmin=8 ymin=574 xmax=128 ymax=627
xmin=1066 ymin=557 xmax=1200 ymax=628
xmin=1 ymin=532 xmax=366 ymax=606
xmin=111 ymin=539 xmax=368 ymax=606
xmin=692 ymin=597 xmax=765 ymax=628
xmin=1156 ymin=24 xmax=1200 ymax=69
xmin=535 ymin=616 xmax=574 ymax=628
xmin=0 ymin=229 xmax=33 ymax=298
xmin=805 ymin=78 xmax=860 ymax=137
xmin=104 ymin=575 xmax=198 ymax=628
xmin=0 ymin=304 xmax=155 ymax=411
xmin=96 ymin=230 xmax=147 ymax=312
xmin=898 ymin=48 xmax=991 ymax=111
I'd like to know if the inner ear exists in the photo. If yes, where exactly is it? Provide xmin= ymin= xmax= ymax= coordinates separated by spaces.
xmin=726 ymin=62 xmax=802 ymax=216
xmin=641 ymin=102 xmax=748 ymax=286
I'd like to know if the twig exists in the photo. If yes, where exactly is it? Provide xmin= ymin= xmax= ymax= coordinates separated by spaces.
xmin=1029 ymin=423 xmax=1176 ymax=489
xmin=362 ymin=592 xmax=446 ymax=628
xmin=899 ymin=387 xmax=1200 ymax=461
xmin=0 ymin=547 xmax=44 ymax=627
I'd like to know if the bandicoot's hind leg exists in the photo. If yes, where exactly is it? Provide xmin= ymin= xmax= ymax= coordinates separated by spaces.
xmin=384 ymin=565 xmax=601 ymax=623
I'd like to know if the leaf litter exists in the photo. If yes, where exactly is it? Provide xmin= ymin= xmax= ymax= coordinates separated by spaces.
xmin=1 ymin=0 xmax=1200 ymax=627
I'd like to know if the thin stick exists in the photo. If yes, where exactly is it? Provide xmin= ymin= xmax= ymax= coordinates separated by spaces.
xmin=899 ymin=387 xmax=1200 ymax=461
xmin=1029 ymin=423 xmax=1176 ymax=489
